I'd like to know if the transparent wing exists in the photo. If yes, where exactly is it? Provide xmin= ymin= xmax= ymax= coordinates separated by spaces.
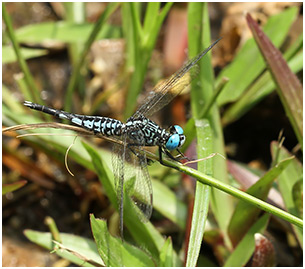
xmin=111 ymin=135 xmax=127 ymax=237
xmin=112 ymin=136 xmax=153 ymax=235
xmin=133 ymin=38 xmax=221 ymax=118
xmin=129 ymin=147 xmax=153 ymax=221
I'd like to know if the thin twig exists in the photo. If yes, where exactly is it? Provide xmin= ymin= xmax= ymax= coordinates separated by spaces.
xmin=183 ymin=152 xmax=226 ymax=166
xmin=65 ymin=136 xmax=78 ymax=177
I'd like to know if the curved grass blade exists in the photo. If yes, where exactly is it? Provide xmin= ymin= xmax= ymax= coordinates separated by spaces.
xmin=24 ymin=229 xmax=104 ymax=267
xmin=224 ymin=214 xmax=270 ymax=267
xmin=246 ymin=12 xmax=303 ymax=147
xmin=222 ymin=35 xmax=303 ymax=126
xmin=216 ymin=7 xmax=299 ymax=106
xmin=271 ymin=141 xmax=303 ymax=247
xmin=2 ymin=180 xmax=27 ymax=195
xmin=159 ymin=237 xmax=174 ymax=267
xmin=228 ymin=156 xmax=294 ymax=246
xmin=90 ymin=214 xmax=155 ymax=267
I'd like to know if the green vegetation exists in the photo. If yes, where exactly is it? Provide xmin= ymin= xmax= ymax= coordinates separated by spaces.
xmin=3 ymin=3 xmax=302 ymax=267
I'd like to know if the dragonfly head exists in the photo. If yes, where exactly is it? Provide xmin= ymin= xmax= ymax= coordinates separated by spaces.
xmin=165 ymin=125 xmax=186 ymax=150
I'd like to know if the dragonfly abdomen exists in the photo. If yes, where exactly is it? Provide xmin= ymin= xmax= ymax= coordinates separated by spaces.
xmin=23 ymin=101 xmax=124 ymax=136
xmin=79 ymin=116 xmax=124 ymax=136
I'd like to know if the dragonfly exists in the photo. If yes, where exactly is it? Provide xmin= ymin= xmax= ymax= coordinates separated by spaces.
xmin=23 ymin=38 xmax=220 ymax=237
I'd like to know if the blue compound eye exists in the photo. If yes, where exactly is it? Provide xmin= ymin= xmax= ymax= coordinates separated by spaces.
xmin=166 ymin=134 xmax=180 ymax=150
xmin=174 ymin=125 xmax=184 ymax=135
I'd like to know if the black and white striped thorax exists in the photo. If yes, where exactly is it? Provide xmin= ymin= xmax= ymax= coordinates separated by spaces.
xmin=124 ymin=114 xmax=169 ymax=147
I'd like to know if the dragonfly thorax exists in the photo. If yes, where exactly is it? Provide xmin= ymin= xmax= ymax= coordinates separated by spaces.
xmin=124 ymin=115 xmax=164 ymax=146
xmin=124 ymin=115 xmax=185 ymax=150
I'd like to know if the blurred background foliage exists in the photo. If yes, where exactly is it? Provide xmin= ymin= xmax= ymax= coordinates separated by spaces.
xmin=2 ymin=2 xmax=303 ymax=267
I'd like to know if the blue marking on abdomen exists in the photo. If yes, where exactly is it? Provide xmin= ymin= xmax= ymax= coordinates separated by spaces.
xmin=94 ymin=120 xmax=101 ymax=132
xmin=101 ymin=122 xmax=106 ymax=134
xmin=83 ymin=119 xmax=93 ymax=129
xmin=59 ymin=113 xmax=69 ymax=120
xmin=71 ymin=117 xmax=82 ymax=125
xmin=112 ymin=121 xmax=117 ymax=131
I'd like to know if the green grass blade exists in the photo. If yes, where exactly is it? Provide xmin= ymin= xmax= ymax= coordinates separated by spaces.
xmin=64 ymin=2 xmax=119 ymax=111
xmin=3 ymin=3 xmax=41 ymax=104
xmin=123 ymin=3 xmax=145 ymax=119
xmin=2 ymin=85 xmax=24 ymax=114
xmin=143 ymin=2 xmax=173 ymax=51
xmin=186 ymin=119 xmax=213 ymax=267
xmin=143 ymin=2 xmax=161 ymax=34
xmin=130 ymin=2 xmax=143 ymax=41
xmin=224 ymin=214 xmax=270 ymax=267
xmin=24 ymin=230 xmax=104 ymax=266
xmin=188 ymin=2 xmax=233 ymax=248
xmin=152 ymin=179 xmax=187 ymax=229
xmin=2 ymin=46 xmax=48 ymax=64
xmin=63 ymin=2 xmax=85 ymax=23
xmin=159 ymin=237 xmax=174 ymax=267
xmin=15 ymin=21 xmax=121 ymax=43
xmin=63 ymin=2 xmax=86 ymax=67
xmin=247 ymin=13 xmax=303 ymax=147
xmin=82 ymin=142 xmax=117 ymax=205
xmin=216 ymin=7 xmax=298 ymax=106
xmin=292 ymin=180 xmax=303 ymax=221
xmin=82 ymin=141 xmax=169 ymax=259
xmin=121 ymin=3 xmax=136 ymax=70
xmin=44 ymin=216 xmax=62 ymax=245
xmin=228 ymin=156 xmax=294 ymax=246
xmin=90 ymin=215 xmax=155 ymax=267
xmin=271 ymin=142 xmax=303 ymax=247
xmin=188 ymin=3 xmax=214 ymax=117
xmin=124 ymin=2 xmax=172 ymax=119
xmin=222 ymin=48 xmax=303 ymax=125
xmin=2 ymin=180 xmax=27 ymax=195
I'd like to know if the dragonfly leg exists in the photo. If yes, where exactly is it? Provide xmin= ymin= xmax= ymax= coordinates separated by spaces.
xmin=176 ymin=149 xmax=190 ymax=161
xmin=159 ymin=147 xmax=179 ymax=167
xmin=158 ymin=147 xmax=167 ymax=166
xmin=127 ymin=144 xmax=155 ymax=165
xmin=127 ymin=143 xmax=139 ymax=157
xmin=127 ymin=143 xmax=145 ymax=159
xmin=160 ymin=147 xmax=189 ymax=162
xmin=164 ymin=150 xmax=180 ymax=161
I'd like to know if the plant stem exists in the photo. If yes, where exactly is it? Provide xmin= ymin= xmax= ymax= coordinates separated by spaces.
xmin=2 ymin=3 xmax=41 ymax=104
xmin=64 ymin=3 xmax=119 ymax=111
xmin=146 ymin=150 xmax=303 ymax=229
